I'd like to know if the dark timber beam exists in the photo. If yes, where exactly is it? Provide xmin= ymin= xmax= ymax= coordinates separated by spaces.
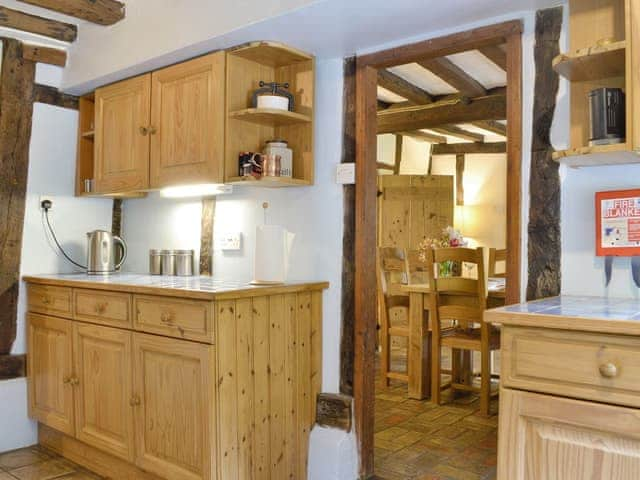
xmin=479 ymin=45 xmax=507 ymax=70
xmin=199 ymin=197 xmax=215 ymax=276
xmin=33 ymin=84 xmax=79 ymax=109
xmin=431 ymin=125 xmax=484 ymax=143
xmin=377 ymin=93 xmax=506 ymax=134
xmin=0 ymin=354 xmax=26 ymax=379
xmin=18 ymin=0 xmax=125 ymax=25
xmin=0 ymin=38 xmax=36 ymax=359
xmin=0 ymin=7 xmax=77 ymax=42
xmin=432 ymin=142 xmax=506 ymax=155
xmin=316 ymin=393 xmax=353 ymax=431
xmin=419 ymin=58 xmax=487 ymax=98
xmin=393 ymin=135 xmax=403 ymax=174
xmin=377 ymin=69 xmax=433 ymax=104
xmin=527 ymin=7 xmax=563 ymax=300
xmin=399 ymin=130 xmax=447 ymax=144
xmin=22 ymin=44 xmax=67 ymax=66
xmin=471 ymin=120 xmax=507 ymax=136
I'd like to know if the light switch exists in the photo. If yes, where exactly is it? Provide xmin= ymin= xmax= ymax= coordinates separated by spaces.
xmin=336 ymin=163 xmax=356 ymax=184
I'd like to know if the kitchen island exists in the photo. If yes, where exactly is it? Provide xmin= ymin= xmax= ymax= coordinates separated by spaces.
xmin=486 ymin=296 xmax=640 ymax=480
xmin=24 ymin=273 xmax=328 ymax=480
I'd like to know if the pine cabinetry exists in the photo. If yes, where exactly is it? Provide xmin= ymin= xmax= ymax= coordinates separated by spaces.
xmin=25 ymin=280 xmax=327 ymax=480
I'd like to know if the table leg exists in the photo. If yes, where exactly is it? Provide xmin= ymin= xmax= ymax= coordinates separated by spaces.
xmin=408 ymin=292 xmax=429 ymax=399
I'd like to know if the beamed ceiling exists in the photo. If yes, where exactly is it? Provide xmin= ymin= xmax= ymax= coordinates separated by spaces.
xmin=376 ymin=44 xmax=508 ymax=157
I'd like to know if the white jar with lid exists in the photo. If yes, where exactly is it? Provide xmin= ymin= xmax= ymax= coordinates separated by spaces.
xmin=264 ymin=140 xmax=292 ymax=178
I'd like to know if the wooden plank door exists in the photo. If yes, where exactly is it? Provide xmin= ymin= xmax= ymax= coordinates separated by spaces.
xmin=133 ymin=332 xmax=215 ymax=480
xmin=498 ymin=388 xmax=640 ymax=480
xmin=149 ymin=52 xmax=225 ymax=188
xmin=94 ymin=74 xmax=151 ymax=193
xmin=27 ymin=313 xmax=75 ymax=436
xmin=378 ymin=175 xmax=454 ymax=249
xmin=73 ymin=323 xmax=134 ymax=462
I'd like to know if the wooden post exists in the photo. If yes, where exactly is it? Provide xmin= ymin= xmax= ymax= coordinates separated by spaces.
xmin=0 ymin=38 xmax=36 ymax=355
xmin=199 ymin=197 xmax=216 ymax=276
xmin=456 ymin=154 xmax=465 ymax=206
xmin=111 ymin=199 xmax=123 ymax=237
xmin=527 ymin=7 xmax=563 ymax=300
xmin=394 ymin=134 xmax=403 ymax=174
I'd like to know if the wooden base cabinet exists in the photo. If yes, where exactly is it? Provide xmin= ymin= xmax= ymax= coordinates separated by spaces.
xmin=499 ymin=389 xmax=640 ymax=480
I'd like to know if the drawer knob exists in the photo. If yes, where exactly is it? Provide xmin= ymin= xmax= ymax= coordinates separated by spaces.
xmin=599 ymin=362 xmax=619 ymax=379
xmin=94 ymin=302 xmax=107 ymax=314
xmin=140 ymin=126 xmax=149 ymax=136
xmin=160 ymin=311 xmax=174 ymax=324
xmin=41 ymin=296 xmax=51 ymax=305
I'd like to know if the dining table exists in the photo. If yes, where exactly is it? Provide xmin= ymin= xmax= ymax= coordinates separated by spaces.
xmin=400 ymin=279 xmax=506 ymax=400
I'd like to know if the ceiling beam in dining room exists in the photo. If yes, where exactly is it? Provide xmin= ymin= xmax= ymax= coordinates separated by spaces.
xmin=432 ymin=141 xmax=506 ymax=155
xmin=0 ymin=6 xmax=77 ymax=42
xmin=471 ymin=120 xmax=507 ymax=136
xmin=478 ymin=45 xmax=507 ymax=70
xmin=419 ymin=57 xmax=487 ymax=98
xmin=377 ymin=69 xmax=433 ymax=104
xmin=430 ymin=125 xmax=484 ymax=143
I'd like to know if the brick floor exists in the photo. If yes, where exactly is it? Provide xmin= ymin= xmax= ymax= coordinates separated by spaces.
xmin=374 ymin=350 xmax=498 ymax=480
xmin=0 ymin=446 xmax=103 ymax=480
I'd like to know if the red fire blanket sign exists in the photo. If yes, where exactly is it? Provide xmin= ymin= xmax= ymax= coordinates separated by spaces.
xmin=596 ymin=189 xmax=640 ymax=257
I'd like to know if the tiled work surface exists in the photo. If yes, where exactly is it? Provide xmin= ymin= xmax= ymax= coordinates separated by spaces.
xmin=500 ymin=295 xmax=640 ymax=320
xmin=0 ymin=446 xmax=102 ymax=480
xmin=374 ymin=350 xmax=498 ymax=480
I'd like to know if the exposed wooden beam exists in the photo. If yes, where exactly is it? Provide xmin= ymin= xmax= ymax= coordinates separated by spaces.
xmin=32 ymin=83 xmax=79 ymax=109
xmin=456 ymin=154 xmax=465 ymax=206
xmin=22 ymin=43 xmax=66 ymax=66
xmin=431 ymin=125 xmax=484 ymax=143
xmin=18 ymin=0 xmax=125 ymax=26
xmin=0 ymin=7 xmax=77 ymax=42
xmin=0 ymin=354 xmax=26 ymax=379
xmin=471 ymin=120 xmax=507 ymax=136
xmin=377 ymin=94 xmax=506 ymax=134
xmin=199 ymin=197 xmax=215 ymax=275
xmin=0 ymin=38 xmax=36 ymax=357
xmin=376 ymin=162 xmax=393 ymax=170
xmin=377 ymin=69 xmax=433 ymax=104
xmin=432 ymin=141 xmax=506 ymax=155
xmin=377 ymin=99 xmax=391 ymax=110
xmin=393 ymin=135 xmax=403 ymax=174
xmin=479 ymin=45 xmax=507 ymax=70
xmin=316 ymin=393 xmax=353 ymax=431
xmin=419 ymin=58 xmax=487 ymax=98
xmin=399 ymin=130 xmax=447 ymax=144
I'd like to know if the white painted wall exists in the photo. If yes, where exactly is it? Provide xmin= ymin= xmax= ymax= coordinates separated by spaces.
xmin=0 ymin=64 xmax=113 ymax=452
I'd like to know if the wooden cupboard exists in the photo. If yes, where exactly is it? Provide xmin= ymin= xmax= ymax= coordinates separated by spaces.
xmin=94 ymin=74 xmax=151 ymax=194
xmin=150 ymin=53 xmax=225 ymax=188
xmin=27 ymin=313 xmax=75 ymax=437
xmin=25 ymin=280 xmax=327 ymax=480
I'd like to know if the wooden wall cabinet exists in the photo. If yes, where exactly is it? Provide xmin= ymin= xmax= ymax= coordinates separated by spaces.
xmin=553 ymin=0 xmax=640 ymax=167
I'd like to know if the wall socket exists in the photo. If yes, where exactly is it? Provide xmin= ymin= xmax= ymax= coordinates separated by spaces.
xmin=39 ymin=195 xmax=55 ymax=210
xmin=217 ymin=232 xmax=242 ymax=251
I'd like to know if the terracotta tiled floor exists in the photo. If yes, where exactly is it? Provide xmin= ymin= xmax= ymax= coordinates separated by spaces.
xmin=374 ymin=348 xmax=499 ymax=480
xmin=0 ymin=446 xmax=103 ymax=480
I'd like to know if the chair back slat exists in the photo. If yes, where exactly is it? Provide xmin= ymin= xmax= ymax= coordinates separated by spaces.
xmin=406 ymin=249 xmax=430 ymax=284
xmin=386 ymin=295 xmax=410 ymax=309
xmin=435 ymin=277 xmax=477 ymax=295
xmin=433 ymin=247 xmax=480 ymax=264
xmin=488 ymin=248 xmax=507 ymax=277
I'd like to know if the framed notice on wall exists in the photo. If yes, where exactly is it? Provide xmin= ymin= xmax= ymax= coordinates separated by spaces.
xmin=596 ymin=189 xmax=640 ymax=257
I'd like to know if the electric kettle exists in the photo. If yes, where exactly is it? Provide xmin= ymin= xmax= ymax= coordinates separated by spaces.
xmin=86 ymin=230 xmax=127 ymax=275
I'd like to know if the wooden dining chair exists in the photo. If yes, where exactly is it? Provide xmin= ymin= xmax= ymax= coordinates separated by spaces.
xmin=377 ymin=247 xmax=411 ymax=386
xmin=405 ymin=249 xmax=430 ymax=285
xmin=488 ymin=248 xmax=507 ymax=278
xmin=425 ymin=246 xmax=500 ymax=416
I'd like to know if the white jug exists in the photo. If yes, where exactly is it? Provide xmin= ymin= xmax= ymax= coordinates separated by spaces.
xmin=253 ymin=225 xmax=295 ymax=284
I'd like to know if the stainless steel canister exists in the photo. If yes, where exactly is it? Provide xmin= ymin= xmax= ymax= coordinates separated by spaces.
xmin=149 ymin=249 xmax=163 ymax=275
xmin=175 ymin=250 xmax=194 ymax=276
xmin=161 ymin=250 xmax=176 ymax=275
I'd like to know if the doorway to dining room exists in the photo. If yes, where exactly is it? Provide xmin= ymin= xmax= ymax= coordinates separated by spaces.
xmin=351 ymin=20 xmax=523 ymax=480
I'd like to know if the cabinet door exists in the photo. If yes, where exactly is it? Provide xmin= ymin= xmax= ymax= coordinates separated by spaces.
xmin=73 ymin=323 xmax=134 ymax=461
xmin=149 ymin=52 xmax=225 ymax=188
xmin=133 ymin=333 xmax=215 ymax=480
xmin=498 ymin=388 xmax=640 ymax=480
xmin=94 ymin=74 xmax=151 ymax=193
xmin=27 ymin=314 xmax=75 ymax=436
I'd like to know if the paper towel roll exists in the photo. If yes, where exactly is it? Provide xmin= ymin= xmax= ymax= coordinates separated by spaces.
xmin=253 ymin=225 xmax=295 ymax=285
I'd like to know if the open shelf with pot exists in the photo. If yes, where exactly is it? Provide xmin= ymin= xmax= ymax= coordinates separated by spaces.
xmin=224 ymin=41 xmax=315 ymax=187
xmin=552 ymin=0 xmax=640 ymax=167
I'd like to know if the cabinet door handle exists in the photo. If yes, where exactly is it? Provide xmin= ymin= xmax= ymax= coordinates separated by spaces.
xmin=63 ymin=376 xmax=72 ymax=385
xmin=140 ymin=126 xmax=149 ymax=136
xmin=160 ymin=311 xmax=174 ymax=324
xmin=94 ymin=302 xmax=107 ymax=314
xmin=599 ymin=362 xmax=619 ymax=378
xmin=70 ymin=377 xmax=80 ymax=386
xmin=129 ymin=395 xmax=141 ymax=406
xmin=149 ymin=126 xmax=157 ymax=135
xmin=41 ymin=296 xmax=51 ymax=305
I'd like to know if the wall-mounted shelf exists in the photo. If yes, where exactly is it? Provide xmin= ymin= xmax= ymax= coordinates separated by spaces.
xmin=553 ymin=40 xmax=626 ymax=81
xmin=226 ymin=176 xmax=311 ymax=187
xmin=229 ymin=108 xmax=312 ymax=126
xmin=553 ymin=145 xmax=640 ymax=168
xmin=225 ymin=41 xmax=315 ymax=187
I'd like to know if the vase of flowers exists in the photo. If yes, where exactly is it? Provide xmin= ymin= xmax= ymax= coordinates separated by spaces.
xmin=418 ymin=226 xmax=467 ymax=277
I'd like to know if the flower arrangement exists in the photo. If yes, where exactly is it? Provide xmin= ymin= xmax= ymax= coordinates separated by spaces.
xmin=418 ymin=226 xmax=467 ymax=277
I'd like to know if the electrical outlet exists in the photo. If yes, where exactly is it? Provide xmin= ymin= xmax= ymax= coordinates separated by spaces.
xmin=39 ymin=195 xmax=55 ymax=211
xmin=218 ymin=232 xmax=242 ymax=251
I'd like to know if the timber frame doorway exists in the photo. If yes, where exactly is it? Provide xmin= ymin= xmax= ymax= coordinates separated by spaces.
xmin=352 ymin=20 xmax=523 ymax=477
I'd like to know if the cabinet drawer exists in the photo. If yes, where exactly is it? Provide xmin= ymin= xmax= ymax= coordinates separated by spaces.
xmin=502 ymin=326 xmax=640 ymax=408
xmin=28 ymin=285 xmax=72 ymax=317
xmin=73 ymin=289 xmax=132 ymax=328
xmin=133 ymin=295 xmax=213 ymax=343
